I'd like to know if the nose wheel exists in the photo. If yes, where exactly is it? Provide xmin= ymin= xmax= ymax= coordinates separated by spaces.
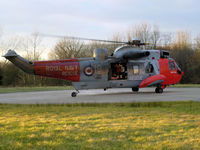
xmin=71 ymin=90 xmax=79 ymax=97
xmin=132 ymin=87 xmax=139 ymax=92
xmin=71 ymin=92 xmax=77 ymax=97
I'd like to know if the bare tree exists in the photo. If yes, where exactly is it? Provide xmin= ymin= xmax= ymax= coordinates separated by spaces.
xmin=0 ymin=33 xmax=26 ymax=86
xmin=111 ymin=32 xmax=124 ymax=42
xmin=31 ymin=31 xmax=42 ymax=61
xmin=0 ymin=27 xmax=2 ymax=68
xmin=160 ymin=33 xmax=173 ymax=46
xmin=23 ymin=32 xmax=43 ymax=85
xmin=0 ymin=34 xmax=23 ymax=68
xmin=150 ymin=25 xmax=160 ymax=48
xmin=126 ymin=27 xmax=132 ymax=41
xmin=126 ymin=22 xmax=160 ymax=49
xmin=20 ymin=31 xmax=43 ymax=61
xmin=49 ymin=38 xmax=85 ymax=60
xmin=134 ymin=22 xmax=151 ymax=43
xmin=194 ymin=36 xmax=200 ymax=51
xmin=0 ymin=27 xmax=2 ymax=85
xmin=172 ymin=31 xmax=191 ymax=49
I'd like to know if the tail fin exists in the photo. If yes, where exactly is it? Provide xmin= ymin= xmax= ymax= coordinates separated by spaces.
xmin=3 ymin=50 xmax=34 ymax=74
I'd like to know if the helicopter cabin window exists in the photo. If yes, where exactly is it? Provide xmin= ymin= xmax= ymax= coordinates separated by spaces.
xmin=133 ymin=65 xmax=139 ymax=74
xmin=146 ymin=63 xmax=154 ymax=73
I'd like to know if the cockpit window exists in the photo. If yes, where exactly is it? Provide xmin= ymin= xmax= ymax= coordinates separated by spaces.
xmin=175 ymin=62 xmax=181 ymax=70
xmin=168 ymin=62 xmax=172 ymax=70
xmin=146 ymin=63 xmax=154 ymax=73
xmin=169 ymin=61 xmax=176 ymax=70
xmin=171 ymin=62 xmax=175 ymax=70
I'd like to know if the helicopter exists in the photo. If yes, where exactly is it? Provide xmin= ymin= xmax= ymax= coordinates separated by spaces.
xmin=3 ymin=35 xmax=183 ymax=97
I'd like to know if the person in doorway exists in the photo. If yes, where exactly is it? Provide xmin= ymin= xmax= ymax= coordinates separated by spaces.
xmin=117 ymin=64 xmax=122 ymax=79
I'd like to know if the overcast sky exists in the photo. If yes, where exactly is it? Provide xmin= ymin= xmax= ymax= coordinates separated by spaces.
xmin=0 ymin=0 xmax=200 ymax=39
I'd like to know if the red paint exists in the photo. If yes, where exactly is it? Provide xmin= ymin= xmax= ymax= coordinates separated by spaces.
xmin=34 ymin=59 xmax=80 ymax=82
xmin=140 ymin=58 xmax=183 ymax=88
xmin=139 ymin=74 xmax=166 ymax=88
xmin=159 ymin=58 xmax=183 ymax=86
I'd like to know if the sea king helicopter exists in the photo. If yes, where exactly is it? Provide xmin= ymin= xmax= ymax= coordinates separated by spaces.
xmin=3 ymin=35 xmax=183 ymax=97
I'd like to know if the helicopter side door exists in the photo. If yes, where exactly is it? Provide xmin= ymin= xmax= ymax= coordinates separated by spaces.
xmin=93 ymin=61 xmax=109 ymax=81
xmin=109 ymin=63 xmax=128 ymax=80
xmin=128 ymin=62 xmax=145 ymax=80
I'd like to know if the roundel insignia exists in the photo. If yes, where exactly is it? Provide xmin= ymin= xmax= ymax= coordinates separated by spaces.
xmin=84 ymin=66 xmax=94 ymax=76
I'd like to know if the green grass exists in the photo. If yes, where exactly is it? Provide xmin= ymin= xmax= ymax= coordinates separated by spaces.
xmin=0 ymin=101 xmax=200 ymax=150
xmin=170 ymin=84 xmax=200 ymax=88
xmin=0 ymin=86 xmax=73 ymax=93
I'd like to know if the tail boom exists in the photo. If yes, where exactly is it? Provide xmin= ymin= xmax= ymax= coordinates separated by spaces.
xmin=4 ymin=50 xmax=80 ymax=82
xmin=3 ymin=50 xmax=34 ymax=74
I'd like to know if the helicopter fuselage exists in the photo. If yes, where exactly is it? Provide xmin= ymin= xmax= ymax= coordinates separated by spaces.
xmin=4 ymin=46 xmax=183 ymax=96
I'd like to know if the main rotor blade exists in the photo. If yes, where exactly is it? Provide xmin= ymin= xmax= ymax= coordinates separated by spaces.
xmin=39 ymin=33 xmax=126 ymax=44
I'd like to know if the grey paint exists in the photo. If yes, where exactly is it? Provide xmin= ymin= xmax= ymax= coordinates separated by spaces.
xmin=3 ymin=50 xmax=34 ymax=74
xmin=4 ymin=50 xmax=34 ymax=74
xmin=72 ymin=80 xmax=141 ymax=90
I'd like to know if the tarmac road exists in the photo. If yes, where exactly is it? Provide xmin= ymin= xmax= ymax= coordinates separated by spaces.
xmin=0 ymin=87 xmax=200 ymax=104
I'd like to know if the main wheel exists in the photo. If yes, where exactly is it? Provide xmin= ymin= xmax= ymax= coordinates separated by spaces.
xmin=155 ymin=87 xmax=163 ymax=93
xmin=132 ymin=87 xmax=139 ymax=92
xmin=71 ymin=92 xmax=77 ymax=97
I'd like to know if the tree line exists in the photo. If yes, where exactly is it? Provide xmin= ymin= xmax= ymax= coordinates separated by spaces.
xmin=0 ymin=23 xmax=200 ymax=86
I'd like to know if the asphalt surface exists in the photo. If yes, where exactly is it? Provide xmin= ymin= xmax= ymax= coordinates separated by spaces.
xmin=0 ymin=88 xmax=199 ymax=104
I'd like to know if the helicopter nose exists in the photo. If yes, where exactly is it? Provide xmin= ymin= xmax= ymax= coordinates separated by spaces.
xmin=177 ymin=69 xmax=182 ymax=75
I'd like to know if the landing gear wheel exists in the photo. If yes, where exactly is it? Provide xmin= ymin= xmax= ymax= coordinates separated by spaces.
xmin=155 ymin=87 xmax=163 ymax=93
xmin=71 ymin=92 xmax=77 ymax=97
xmin=132 ymin=87 xmax=139 ymax=92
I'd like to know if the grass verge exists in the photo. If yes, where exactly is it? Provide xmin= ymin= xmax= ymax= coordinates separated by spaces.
xmin=0 ymin=101 xmax=200 ymax=150
xmin=170 ymin=84 xmax=200 ymax=88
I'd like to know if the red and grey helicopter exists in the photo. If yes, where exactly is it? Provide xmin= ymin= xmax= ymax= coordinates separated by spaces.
xmin=3 ymin=35 xmax=183 ymax=97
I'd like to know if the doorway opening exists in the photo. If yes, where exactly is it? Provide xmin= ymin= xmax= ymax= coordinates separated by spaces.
xmin=109 ymin=63 xmax=127 ymax=80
